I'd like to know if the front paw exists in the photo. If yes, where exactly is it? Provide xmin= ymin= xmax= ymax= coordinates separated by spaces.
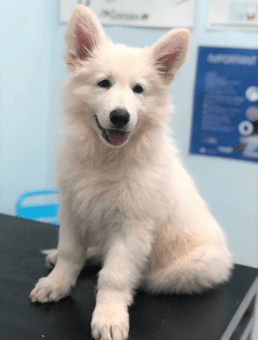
xmin=30 ymin=277 xmax=72 ymax=303
xmin=91 ymin=304 xmax=129 ymax=340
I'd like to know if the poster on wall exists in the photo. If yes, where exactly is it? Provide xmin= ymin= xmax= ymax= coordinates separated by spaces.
xmin=190 ymin=46 xmax=258 ymax=163
xmin=207 ymin=0 xmax=258 ymax=31
xmin=60 ymin=0 xmax=197 ymax=28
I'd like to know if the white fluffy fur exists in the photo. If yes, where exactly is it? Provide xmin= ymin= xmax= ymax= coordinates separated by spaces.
xmin=30 ymin=5 xmax=233 ymax=340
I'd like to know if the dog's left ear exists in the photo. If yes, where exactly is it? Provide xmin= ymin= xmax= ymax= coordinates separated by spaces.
xmin=150 ymin=28 xmax=190 ymax=84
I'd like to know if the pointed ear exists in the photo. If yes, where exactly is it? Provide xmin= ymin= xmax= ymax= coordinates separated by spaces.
xmin=150 ymin=28 xmax=190 ymax=84
xmin=64 ymin=5 xmax=106 ymax=72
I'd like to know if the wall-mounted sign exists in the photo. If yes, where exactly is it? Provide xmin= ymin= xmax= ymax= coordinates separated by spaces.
xmin=60 ymin=0 xmax=197 ymax=28
xmin=190 ymin=46 xmax=258 ymax=163
xmin=207 ymin=0 xmax=258 ymax=31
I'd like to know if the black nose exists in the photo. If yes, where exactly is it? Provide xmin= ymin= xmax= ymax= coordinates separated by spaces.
xmin=110 ymin=109 xmax=130 ymax=128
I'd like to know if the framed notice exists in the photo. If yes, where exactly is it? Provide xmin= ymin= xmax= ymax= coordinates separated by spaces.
xmin=207 ymin=0 xmax=258 ymax=31
xmin=190 ymin=46 xmax=258 ymax=163
xmin=60 ymin=0 xmax=197 ymax=28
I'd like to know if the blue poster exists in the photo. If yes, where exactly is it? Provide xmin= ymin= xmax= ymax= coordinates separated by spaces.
xmin=190 ymin=46 xmax=258 ymax=163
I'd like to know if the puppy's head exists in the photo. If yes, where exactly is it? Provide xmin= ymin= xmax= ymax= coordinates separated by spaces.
xmin=64 ymin=5 xmax=189 ymax=149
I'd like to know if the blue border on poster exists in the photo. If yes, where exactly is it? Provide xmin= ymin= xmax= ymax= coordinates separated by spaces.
xmin=189 ymin=46 xmax=258 ymax=163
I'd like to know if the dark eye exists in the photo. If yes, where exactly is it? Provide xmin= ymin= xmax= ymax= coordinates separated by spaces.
xmin=133 ymin=84 xmax=143 ymax=93
xmin=98 ymin=79 xmax=111 ymax=88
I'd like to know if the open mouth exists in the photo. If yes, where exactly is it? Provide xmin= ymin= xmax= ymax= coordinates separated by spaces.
xmin=94 ymin=115 xmax=128 ymax=146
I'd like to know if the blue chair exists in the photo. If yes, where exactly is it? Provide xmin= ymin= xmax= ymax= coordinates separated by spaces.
xmin=16 ymin=189 xmax=60 ymax=225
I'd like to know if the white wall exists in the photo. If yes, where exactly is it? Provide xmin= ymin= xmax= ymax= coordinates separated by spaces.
xmin=0 ymin=0 xmax=55 ymax=214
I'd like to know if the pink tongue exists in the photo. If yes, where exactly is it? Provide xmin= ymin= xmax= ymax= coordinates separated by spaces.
xmin=107 ymin=130 xmax=127 ymax=145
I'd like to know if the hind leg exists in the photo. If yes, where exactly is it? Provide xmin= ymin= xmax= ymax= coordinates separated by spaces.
xmin=42 ymin=247 xmax=101 ymax=268
xmin=42 ymin=249 xmax=59 ymax=268
xmin=144 ymin=244 xmax=233 ymax=295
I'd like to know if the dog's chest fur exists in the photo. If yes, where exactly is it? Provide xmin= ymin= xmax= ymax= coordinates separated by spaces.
xmin=57 ymin=139 xmax=172 ymax=237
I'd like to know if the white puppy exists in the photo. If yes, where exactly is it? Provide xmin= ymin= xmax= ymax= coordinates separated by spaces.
xmin=30 ymin=5 xmax=233 ymax=340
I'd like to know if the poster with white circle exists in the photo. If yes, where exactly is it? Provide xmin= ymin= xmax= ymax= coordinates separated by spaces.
xmin=190 ymin=46 xmax=258 ymax=163
xmin=60 ymin=0 xmax=197 ymax=28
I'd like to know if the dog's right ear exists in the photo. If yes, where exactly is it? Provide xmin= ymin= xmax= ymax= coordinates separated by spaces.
xmin=64 ymin=5 xmax=106 ymax=72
